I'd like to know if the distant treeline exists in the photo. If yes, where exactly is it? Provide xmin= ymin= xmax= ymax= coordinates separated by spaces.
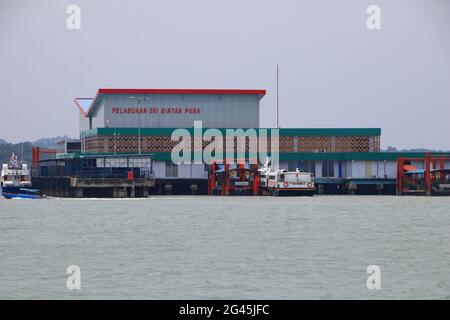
xmin=384 ymin=146 xmax=450 ymax=153
xmin=0 ymin=136 xmax=74 ymax=164
xmin=0 ymin=142 xmax=34 ymax=164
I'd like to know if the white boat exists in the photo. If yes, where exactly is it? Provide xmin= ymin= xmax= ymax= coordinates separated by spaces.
xmin=1 ymin=153 xmax=43 ymax=199
xmin=259 ymin=158 xmax=315 ymax=196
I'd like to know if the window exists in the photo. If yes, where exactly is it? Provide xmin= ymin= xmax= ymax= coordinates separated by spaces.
xmin=288 ymin=161 xmax=297 ymax=171
xmin=128 ymin=157 xmax=152 ymax=168
xmin=322 ymin=160 xmax=335 ymax=177
xmin=103 ymin=157 xmax=127 ymax=168
xmin=66 ymin=142 xmax=81 ymax=153
xmin=82 ymin=158 xmax=97 ymax=169
xmin=299 ymin=160 xmax=316 ymax=175
xmin=165 ymin=161 xmax=178 ymax=178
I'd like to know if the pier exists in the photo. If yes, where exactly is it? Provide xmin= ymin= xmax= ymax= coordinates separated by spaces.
xmin=397 ymin=153 xmax=450 ymax=196
xmin=25 ymin=88 xmax=450 ymax=198
xmin=32 ymin=153 xmax=155 ymax=198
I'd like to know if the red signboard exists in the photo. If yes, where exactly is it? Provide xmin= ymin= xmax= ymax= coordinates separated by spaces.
xmin=111 ymin=107 xmax=201 ymax=115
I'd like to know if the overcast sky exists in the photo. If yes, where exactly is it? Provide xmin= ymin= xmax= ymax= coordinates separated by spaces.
xmin=0 ymin=0 xmax=449 ymax=149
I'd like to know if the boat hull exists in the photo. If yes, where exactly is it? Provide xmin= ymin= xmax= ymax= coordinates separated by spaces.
xmin=263 ymin=187 xmax=316 ymax=197
xmin=2 ymin=192 xmax=43 ymax=199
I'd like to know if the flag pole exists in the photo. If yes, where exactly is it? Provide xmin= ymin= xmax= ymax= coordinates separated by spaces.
xmin=277 ymin=64 xmax=279 ymax=128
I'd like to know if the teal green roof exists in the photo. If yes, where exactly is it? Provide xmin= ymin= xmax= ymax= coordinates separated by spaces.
xmin=81 ymin=127 xmax=381 ymax=138
xmin=149 ymin=152 xmax=434 ymax=161
xmin=279 ymin=152 xmax=429 ymax=161
xmin=56 ymin=152 xmax=154 ymax=159
xmin=276 ymin=128 xmax=381 ymax=137
xmin=57 ymin=151 xmax=448 ymax=162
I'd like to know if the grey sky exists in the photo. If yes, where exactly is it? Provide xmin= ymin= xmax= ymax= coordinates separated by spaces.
xmin=1 ymin=0 xmax=449 ymax=149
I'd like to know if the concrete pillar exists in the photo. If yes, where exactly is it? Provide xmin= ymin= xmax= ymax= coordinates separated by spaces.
xmin=190 ymin=183 xmax=198 ymax=195
xmin=115 ymin=187 xmax=127 ymax=198
xmin=164 ymin=183 xmax=173 ymax=195
xmin=76 ymin=188 xmax=83 ymax=198
xmin=425 ymin=154 xmax=432 ymax=196
xmin=318 ymin=184 xmax=324 ymax=195
xmin=376 ymin=183 xmax=384 ymax=195
xmin=348 ymin=182 xmax=357 ymax=195
xmin=158 ymin=184 xmax=162 ymax=195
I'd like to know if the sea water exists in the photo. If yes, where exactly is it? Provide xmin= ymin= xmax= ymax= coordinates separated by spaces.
xmin=0 ymin=196 xmax=449 ymax=299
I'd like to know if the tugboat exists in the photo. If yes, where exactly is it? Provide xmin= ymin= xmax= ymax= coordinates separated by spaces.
xmin=259 ymin=158 xmax=315 ymax=196
xmin=1 ymin=153 xmax=44 ymax=199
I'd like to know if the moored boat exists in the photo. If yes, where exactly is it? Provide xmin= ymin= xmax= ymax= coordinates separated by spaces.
xmin=1 ymin=153 xmax=44 ymax=199
xmin=2 ymin=187 xmax=44 ymax=199
xmin=259 ymin=158 xmax=315 ymax=196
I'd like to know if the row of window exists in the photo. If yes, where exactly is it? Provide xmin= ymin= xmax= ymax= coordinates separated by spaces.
xmin=165 ymin=161 xmax=337 ymax=178
xmin=287 ymin=160 xmax=335 ymax=177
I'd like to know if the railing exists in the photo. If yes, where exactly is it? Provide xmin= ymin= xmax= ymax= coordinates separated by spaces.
xmin=74 ymin=168 xmax=153 ymax=179
xmin=231 ymin=180 xmax=253 ymax=189
xmin=402 ymin=176 xmax=425 ymax=191
xmin=432 ymin=176 xmax=450 ymax=191
xmin=402 ymin=176 xmax=450 ymax=192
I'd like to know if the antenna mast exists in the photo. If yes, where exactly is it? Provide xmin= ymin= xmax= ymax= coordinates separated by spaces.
xmin=276 ymin=64 xmax=279 ymax=128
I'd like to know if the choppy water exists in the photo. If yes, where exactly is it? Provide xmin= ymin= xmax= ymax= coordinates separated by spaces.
xmin=0 ymin=196 xmax=449 ymax=299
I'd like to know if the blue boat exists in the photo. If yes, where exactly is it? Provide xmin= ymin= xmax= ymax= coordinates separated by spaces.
xmin=1 ymin=187 xmax=44 ymax=200
xmin=1 ymin=153 xmax=45 ymax=199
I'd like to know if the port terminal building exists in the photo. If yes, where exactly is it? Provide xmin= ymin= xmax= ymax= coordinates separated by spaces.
xmin=32 ymin=88 xmax=450 ymax=197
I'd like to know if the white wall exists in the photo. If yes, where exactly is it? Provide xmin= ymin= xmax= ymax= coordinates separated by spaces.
xmin=152 ymin=161 xmax=207 ymax=179
xmin=152 ymin=161 xmax=166 ymax=178
xmin=192 ymin=164 xmax=208 ymax=179
xmin=385 ymin=161 xmax=397 ymax=178
xmin=177 ymin=164 xmax=207 ymax=179
xmin=152 ymin=159 xmax=403 ymax=179
xmin=334 ymin=161 xmax=340 ymax=178
xmin=347 ymin=160 xmax=397 ymax=179
xmin=369 ymin=161 xmax=396 ymax=178
xmin=102 ymin=93 xmax=260 ymax=129
xmin=349 ymin=161 xmax=366 ymax=179
xmin=315 ymin=161 xmax=322 ymax=178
